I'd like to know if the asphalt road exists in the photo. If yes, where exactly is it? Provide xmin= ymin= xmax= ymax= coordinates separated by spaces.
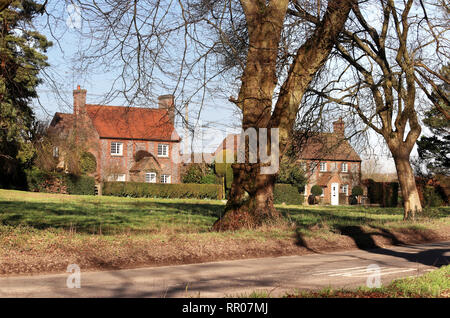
xmin=0 ymin=241 xmax=448 ymax=297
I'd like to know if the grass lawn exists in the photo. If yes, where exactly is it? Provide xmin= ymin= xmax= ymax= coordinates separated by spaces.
xmin=0 ymin=189 xmax=449 ymax=275
xmin=288 ymin=265 xmax=450 ymax=298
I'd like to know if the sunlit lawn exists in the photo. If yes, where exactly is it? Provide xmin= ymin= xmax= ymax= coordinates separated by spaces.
xmin=0 ymin=189 xmax=448 ymax=236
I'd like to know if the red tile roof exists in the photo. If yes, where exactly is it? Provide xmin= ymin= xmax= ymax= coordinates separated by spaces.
xmin=215 ymin=132 xmax=361 ymax=162
xmin=298 ymin=133 xmax=361 ymax=162
xmin=85 ymin=105 xmax=180 ymax=141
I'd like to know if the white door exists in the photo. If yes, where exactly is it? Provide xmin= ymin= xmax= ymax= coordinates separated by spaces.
xmin=331 ymin=183 xmax=339 ymax=205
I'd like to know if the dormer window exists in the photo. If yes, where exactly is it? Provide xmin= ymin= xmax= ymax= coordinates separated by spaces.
xmin=320 ymin=162 xmax=327 ymax=172
xmin=158 ymin=144 xmax=169 ymax=157
xmin=341 ymin=163 xmax=348 ymax=172
xmin=111 ymin=142 xmax=123 ymax=156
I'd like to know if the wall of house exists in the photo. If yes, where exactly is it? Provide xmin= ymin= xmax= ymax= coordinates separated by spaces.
xmin=99 ymin=139 xmax=181 ymax=183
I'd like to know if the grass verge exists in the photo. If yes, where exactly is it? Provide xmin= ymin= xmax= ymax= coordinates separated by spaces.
xmin=288 ymin=265 xmax=450 ymax=298
xmin=0 ymin=189 xmax=449 ymax=275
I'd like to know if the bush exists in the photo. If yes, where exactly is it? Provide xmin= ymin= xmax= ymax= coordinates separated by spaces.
xmin=200 ymin=173 xmax=218 ymax=184
xmin=422 ymin=186 xmax=444 ymax=207
xmin=352 ymin=185 xmax=363 ymax=196
xmin=273 ymin=184 xmax=304 ymax=205
xmin=311 ymin=185 xmax=323 ymax=197
xmin=366 ymin=179 xmax=398 ymax=207
xmin=64 ymin=174 xmax=96 ymax=195
xmin=182 ymin=165 xmax=204 ymax=183
xmin=80 ymin=152 xmax=97 ymax=174
xmin=25 ymin=168 xmax=95 ymax=195
xmin=102 ymin=182 xmax=223 ymax=200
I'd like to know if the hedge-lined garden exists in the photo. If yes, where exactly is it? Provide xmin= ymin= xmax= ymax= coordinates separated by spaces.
xmin=26 ymin=168 xmax=95 ymax=195
xmin=102 ymin=181 xmax=224 ymax=200
xmin=273 ymin=184 xmax=304 ymax=205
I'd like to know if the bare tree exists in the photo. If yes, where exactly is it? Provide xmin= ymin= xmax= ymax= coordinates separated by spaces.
xmin=310 ymin=0 xmax=449 ymax=219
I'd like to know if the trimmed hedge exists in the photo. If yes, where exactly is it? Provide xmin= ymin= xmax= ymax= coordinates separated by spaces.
xmin=26 ymin=168 xmax=95 ymax=195
xmin=366 ymin=179 xmax=398 ymax=207
xmin=102 ymin=181 xmax=223 ymax=200
xmin=274 ymin=184 xmax=304 ymax=205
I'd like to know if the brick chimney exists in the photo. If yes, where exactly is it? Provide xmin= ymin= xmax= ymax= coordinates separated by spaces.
xmin=73 ymin=85 xmax=87 ymax=116
xmin=333 ymin=117 xmax=345 ymax=136
xmin=158 ymin=94 xmax=175 ymax=124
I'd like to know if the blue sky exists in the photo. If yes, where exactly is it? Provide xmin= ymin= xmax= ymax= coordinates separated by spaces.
xmin=31 ymin=3 xmax=399 ymax=173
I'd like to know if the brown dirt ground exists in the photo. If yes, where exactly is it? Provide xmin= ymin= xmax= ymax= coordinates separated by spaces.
xmin=1 ymin=223 xmax=449 ymax=277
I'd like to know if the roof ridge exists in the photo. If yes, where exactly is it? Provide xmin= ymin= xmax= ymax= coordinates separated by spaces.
xmin=86 ymin=104 xmax=164 ymax=111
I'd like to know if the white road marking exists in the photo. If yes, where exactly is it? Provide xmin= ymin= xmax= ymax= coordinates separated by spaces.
xmin=312 ymin=266 xmax=417 ymax=278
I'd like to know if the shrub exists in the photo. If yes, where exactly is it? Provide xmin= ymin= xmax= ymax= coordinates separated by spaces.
xmin=200 ymin=173 xmax=218 ymax=184
xmin=182 ymin=164 xmax=204 ymax=183
xmin=311 ymin=185 xmax=323 ymax=197
xmin=352 ymin=185 xmax=364 ymax=196
xmin=366 ymin=179 xmax=398 ymax=207
xmin=349 ymin=195 xmax=358 ymax=205
xmin=64 ymin=174 xmax=96 ymax=195
xmin=422 ymin=186 xmax=444 ymax=207
xmin=102 ymin=182 xmax=223 ymax=200
xmin=80 ymin=152 xmax=97 ymax=174
xmin=273 ymin=184 xmax=304 ymax=205
xmin=25 ymin=168 xmax=95 ymax=195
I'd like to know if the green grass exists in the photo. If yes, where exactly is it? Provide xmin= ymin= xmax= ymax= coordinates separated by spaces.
xmin=291 ymin=265 xmax=450 ymax=298
xmin=0 ymin=189 xmax=448 ymax=237
xmin=0 ymin=189 xmax=448 ymax=275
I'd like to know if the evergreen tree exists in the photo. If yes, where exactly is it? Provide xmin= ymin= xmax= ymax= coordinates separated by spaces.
xmin=0 ymin=0 xmax=50 ymax=187
xmin=417 ymin=65 xmax=450 ymax=176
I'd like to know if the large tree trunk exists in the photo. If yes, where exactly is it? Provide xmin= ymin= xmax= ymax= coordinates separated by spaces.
xmin=393 ymin=155 xmax=422 ymax=220
xmin=212 ymin=163 xmax=280 ymax=231
xmin=213 ymin=0 xmax=355 ymax=231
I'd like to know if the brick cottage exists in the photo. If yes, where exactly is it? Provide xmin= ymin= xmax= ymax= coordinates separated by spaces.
xmin=48 ymin=87 xmax=182 ymax=184
xmin=214 ymin=118 xmax=362 ymax=205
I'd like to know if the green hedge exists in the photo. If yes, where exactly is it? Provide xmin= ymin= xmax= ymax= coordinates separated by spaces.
xmin=366 ymin=179 xmax=398 ymax=207
xmin=102 ymin=182 xmax=223 ymax=200
xmin=274 ymin=184 xmax=304 ymax=205
xmin=25 ymin=168 xmax=95 ymax=195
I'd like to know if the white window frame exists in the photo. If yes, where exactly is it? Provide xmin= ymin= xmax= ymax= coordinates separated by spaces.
xmin=145 ymin=172 xmax=157 ymax=183
xmin=53 ymin=146 xmax=59 ymax=158
xmin=160 ymin=174 xmax=171 ymax=184
xmin=158 ymin=144 xmax=169 ymax=157
xmin=341 ymin=184 xmax=349 ymax=195
xmin=341 ymin=162 xmax=348 ymax=172
xmin=111 ymin=142 xmax=123 ymax=156
xmin=320 ymin=162 xmax=327 ymax=172
xmin=321 ymin=187 xmax=325 ymax=197
xmin=116 ymin=174 xmax=126 ymax=182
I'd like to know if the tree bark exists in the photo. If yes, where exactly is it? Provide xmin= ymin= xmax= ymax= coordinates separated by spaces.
xmin=212 ymin=163 xmax=280 ymax=231
xmin=393 ymin=155 xmax=422 ymax=220
xmin=213 ymin=0 xmax=355 ymax=231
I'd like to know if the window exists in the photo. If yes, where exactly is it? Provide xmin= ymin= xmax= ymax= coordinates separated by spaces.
xmin=158 ymin=144 xmax=169 ymax=157
xmin=341 ymin=184 xmax=349 ymax=195
xmin=320 ymin=162 xmax=327 ymax=172
xmin=321 ymin=187 xmax=325 ymax=197
xmin=341 ymin=162 xmax=348 ymax=172
xmin=160 ymin=174 xmax=171 ymax=184
xmin=300 ymin=162 xmax=307 ymax=171
xmin=332 ymin=162 xmax=338 ymax=170
xmin=111 ymin=142 xmax=123 ymax=156
xmin=53 ymin=146 xmax=59 ymax=158
xmin=145 ymin=172 xmax=156 ymax=183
